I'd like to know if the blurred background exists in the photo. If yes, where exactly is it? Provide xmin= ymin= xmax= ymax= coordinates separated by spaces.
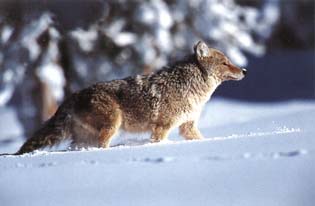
xmin=0 ymin=0 xmax=314 ymax=140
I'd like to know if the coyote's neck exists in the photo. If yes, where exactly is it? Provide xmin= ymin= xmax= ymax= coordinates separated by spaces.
xmin=183 ymin=71 xmax=221 ymax=106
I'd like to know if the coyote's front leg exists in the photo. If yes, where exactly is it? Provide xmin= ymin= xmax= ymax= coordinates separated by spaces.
xmin=179 ymin=121 xmax=204 ymax=140
xmin=151 ymin=124 xmax=172 ymax=143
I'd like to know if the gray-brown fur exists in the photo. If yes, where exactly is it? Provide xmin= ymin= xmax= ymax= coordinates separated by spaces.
xmin=16 ymin=41 xmax=246 ymax=154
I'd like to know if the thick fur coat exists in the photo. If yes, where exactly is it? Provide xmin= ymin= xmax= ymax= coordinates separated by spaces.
xmin=16 ymin=41 xmax=246 ymax=154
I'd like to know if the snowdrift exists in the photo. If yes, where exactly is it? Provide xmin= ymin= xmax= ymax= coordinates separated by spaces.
xmin=1 ymin=99 xmax=314 ymax=206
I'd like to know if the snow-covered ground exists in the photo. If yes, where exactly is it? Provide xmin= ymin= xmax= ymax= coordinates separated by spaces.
xmin=0 ymin=98 xmax=315 ymax=206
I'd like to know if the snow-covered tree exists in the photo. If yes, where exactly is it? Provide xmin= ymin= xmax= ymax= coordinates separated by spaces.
xmin=0 ymin=0 xmax=280 ymax=135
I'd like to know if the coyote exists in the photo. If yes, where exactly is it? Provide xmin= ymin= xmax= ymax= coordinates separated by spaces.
xmin=16 ymin=41 xmax=246 ymax=154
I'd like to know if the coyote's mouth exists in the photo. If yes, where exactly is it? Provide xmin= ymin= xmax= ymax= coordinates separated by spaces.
xmin=225 ymin=68 xmax=246 ymax=81
xmin=225 ymin=75 xmax=244 ymax=81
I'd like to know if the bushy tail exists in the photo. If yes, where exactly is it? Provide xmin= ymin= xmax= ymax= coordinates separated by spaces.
xmin=15 ymin=108 xmax=71 ymax=155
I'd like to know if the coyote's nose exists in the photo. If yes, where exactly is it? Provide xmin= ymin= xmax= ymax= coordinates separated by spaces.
xmin=242 ymin=68 xmax=247 ymax=75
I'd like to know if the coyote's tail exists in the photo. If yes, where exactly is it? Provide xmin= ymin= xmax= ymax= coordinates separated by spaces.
xmin=15 ymin=106 xmax=71 ymax=155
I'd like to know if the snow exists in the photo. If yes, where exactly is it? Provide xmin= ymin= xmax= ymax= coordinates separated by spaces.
xmin=0 ymin=25 xmax=13 ymax=44
xmin=0 ymin=98 xmax=315 ymax=206
xmin=112 ymin=32 xmax=137 ymax=47
xmin=191 ymin=0 xmax=279 ymax=67
xmin=21 ymin=13 xmax=54 ymax=60
xmin=0 ymin=82 xmax=14 ymax=106
xmin=37 ymin=63 xmax=66 ymax=102
xmin=70 ymin=27 xmax=98 ymax=52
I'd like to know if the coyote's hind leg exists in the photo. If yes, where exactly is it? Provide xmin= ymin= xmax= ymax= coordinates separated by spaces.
xmin=98 ymin=107 xmax=122 ymax=148
xmin=70 ymin=94 xmax=122 ymax=149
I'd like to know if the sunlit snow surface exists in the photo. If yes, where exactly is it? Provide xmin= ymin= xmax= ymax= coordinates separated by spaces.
xmin=0 ymin=98 xmax=315 ymax=206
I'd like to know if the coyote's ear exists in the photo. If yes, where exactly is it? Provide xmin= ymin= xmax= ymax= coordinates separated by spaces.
xmin=194 ymin=41 xmax=211 ymax=58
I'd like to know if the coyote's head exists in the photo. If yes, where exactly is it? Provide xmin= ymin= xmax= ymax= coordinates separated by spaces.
xmin=194 ymin=41 xmax=246 ymax=81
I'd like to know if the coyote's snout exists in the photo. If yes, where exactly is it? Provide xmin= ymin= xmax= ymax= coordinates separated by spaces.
xmin=16 ymin=40 xmax=246 ymax=155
